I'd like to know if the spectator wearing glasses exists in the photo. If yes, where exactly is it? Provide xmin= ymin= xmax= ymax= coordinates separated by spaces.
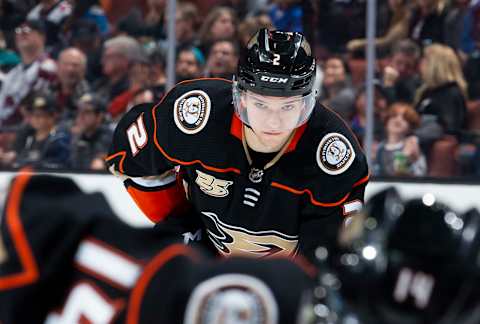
xmin=0 ymin=19 xmax=56 ymax=129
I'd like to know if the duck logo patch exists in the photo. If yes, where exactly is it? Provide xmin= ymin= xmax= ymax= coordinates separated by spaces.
xmin=173 ymin=90 xmax=211 ymax=134
xmin=317 ymin=132 xmax=355 ymax=175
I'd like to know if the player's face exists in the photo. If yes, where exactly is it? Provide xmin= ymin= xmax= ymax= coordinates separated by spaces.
xmin=243 ymin=92 xmax=303 ymax=149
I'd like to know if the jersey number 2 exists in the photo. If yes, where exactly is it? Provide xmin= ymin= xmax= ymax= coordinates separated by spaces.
xmin=127 ymin=114 xmax=148 ymax=156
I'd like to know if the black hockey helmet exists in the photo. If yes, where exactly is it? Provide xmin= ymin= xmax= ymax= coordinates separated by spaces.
xmin=305 ymin=188 xmax=480 ymax=324
xmin=233 ymin=29 xmax=317 ymax=131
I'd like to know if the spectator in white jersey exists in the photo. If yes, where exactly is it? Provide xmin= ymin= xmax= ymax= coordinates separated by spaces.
xmin=0 ymin=19 xmax=56 ymax=129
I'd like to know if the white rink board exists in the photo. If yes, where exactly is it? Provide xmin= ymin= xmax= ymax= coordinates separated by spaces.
xmin=0 ymin=172 xmax=479 ymax=227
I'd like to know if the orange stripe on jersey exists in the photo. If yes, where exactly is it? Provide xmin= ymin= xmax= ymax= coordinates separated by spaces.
xmin=126 ymin=244 xmax=200 ymax=324
xmin=0 ymin=169 xmax=39 ymax=290
xmin=126 ymin=181 xmax=189 ymax=223
xmin=271 ymin=181 xmax=351 ymax=207
xmin=353 ymin=174 xmax=370 ymax=187
xmin=105 ymin=151 xmax=127 ymax=174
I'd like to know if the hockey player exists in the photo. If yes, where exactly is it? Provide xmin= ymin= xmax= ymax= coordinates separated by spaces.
xmin=308 ymin=188 xmax=480 ymax=324
xmin=0 ymin=172 xmax=315 ymax=323
xmin=106 ymin=29 xmax=370 ymax=260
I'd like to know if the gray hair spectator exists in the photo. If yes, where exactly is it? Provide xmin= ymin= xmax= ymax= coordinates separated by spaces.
xmin=94 ymin=35 xmax=142 ymax=105
xmin=70 ymin=93 xmax=112 ymax=171
xmin=0 ymin=19 xmax=57 ymax=129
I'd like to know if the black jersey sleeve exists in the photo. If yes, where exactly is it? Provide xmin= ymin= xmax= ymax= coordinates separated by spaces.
xmin=0 ymin=173 xmax=115 ymax=323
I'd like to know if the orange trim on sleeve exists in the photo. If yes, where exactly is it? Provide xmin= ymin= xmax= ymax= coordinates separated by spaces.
xmin=105 ymin=151 xmax=127 ymax=174
xmin=126 ymin=244 xmax=199 ymax=324
xmin=0 ymin=170 xmax=39 ymax=290
xmin=353 ymin=174 xmax=370 ymax=187
xmin=126 ymin=182 xmax=189 ymax=223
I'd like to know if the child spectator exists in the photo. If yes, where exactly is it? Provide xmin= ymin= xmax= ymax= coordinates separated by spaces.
xmin=373 ymin=102 xmax=427 ymax=177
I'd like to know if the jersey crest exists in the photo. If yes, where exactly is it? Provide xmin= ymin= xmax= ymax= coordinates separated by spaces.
xmin=173 ymin=90 xmax=211 ymax=134
xmin=316 ymin=132 xmax=355 ymax=175
xmin=202 ymin=212 xmax=298 ymax=258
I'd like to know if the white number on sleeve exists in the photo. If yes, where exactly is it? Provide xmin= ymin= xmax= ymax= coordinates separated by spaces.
xmin=126 ymin=113 xmax=148 ymax=156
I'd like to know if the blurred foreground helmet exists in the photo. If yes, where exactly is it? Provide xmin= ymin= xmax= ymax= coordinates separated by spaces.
xmin=305 ymin=188 xmax=480 ymax=324
xmin=233 ymin=29 xmax=317 ymax=131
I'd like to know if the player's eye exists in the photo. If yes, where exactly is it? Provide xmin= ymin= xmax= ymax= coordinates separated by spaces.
xmin=281 ymin=104 xmax=295 ymax=111
xmin=253 ymin=102 xmax=268 ymax=109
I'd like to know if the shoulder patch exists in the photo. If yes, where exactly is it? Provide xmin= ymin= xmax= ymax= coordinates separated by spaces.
xmin=173 ymin=90 xmax=211 ymax=134
xmin=316 ymin=132 xmax=355 ymax=175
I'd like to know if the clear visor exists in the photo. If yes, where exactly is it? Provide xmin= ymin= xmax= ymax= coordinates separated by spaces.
xmin=232 ymin=82 xmax=316 ymax=132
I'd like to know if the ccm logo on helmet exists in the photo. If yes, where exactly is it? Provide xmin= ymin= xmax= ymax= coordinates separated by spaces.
xmin=260 ymin=76 xmax=288 ymax=83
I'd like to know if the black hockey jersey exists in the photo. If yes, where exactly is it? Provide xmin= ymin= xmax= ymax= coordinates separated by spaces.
xmin=106 ymin=78 xmax=370 ymax=259
xmin=0 ymin=173 xmax=315 ymax=324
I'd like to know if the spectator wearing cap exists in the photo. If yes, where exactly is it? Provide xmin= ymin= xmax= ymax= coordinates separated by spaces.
xmin=176 ymin=46 xmax=205 ymax=82
xmin=0 ymin=19 xmax=56 ymax=129
xmin=12 ymin=92 xmax=71 ymax=169
xmin=318 ymin=55 xmax=356 ymax=121
xmin=203 ymin=38 xmax=239 ymax=80
xmin=51 ymin=47 xmax=90 ymax=123
xmin=27 ymin=0 xmax=73 ymax=53
xmin=70 ymin=93 xmax=112 ymax=170
xmin=94 ymin=35 xmax=141 ymax=106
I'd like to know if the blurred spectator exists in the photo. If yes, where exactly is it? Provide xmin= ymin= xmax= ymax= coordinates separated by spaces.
xmin=147 ymin=46 xmax=166 ymax=102
xmin=26 ymin=0 xmax=72 ymax=54
xmin=70 ymin=93 xmax=112 ymax=171
xmin=0 ymin=0 xmax=34 ymax=50
xmin=237 ymin=14 xmax=273 ymax=49
xmin=94 ymin=35 xmax=142 ymax=106
xmin=0 ymin=19 xmax=56 ymax=128
xmin=51 ymin=47 xmax=90 ymax=123
xmin=319 ymin=55 xmax=356 ymax=121
xmin=381 ymin=39 xmax=422 ymax=103
xmin=68 ymin=0 xmax=110 ymax=36
xmin=409 ymin=0 xmax=449 ymax=47
xmin=174 ymin=1 xmax=200 ymax=47
xmin=460 ymin=0 xmax=480 ymax=54
xmin=444 ymin=0 xmax=471 ymax=51
xmin=197 ymin=6 xmax=237 ymax=55
xmin=414 ymin=43 xmax=468 ymax=148
xmin=0 ymin=31 xmax=21 ymax=77
xmin=350 ymin=82 xmax=389 ymax=146
xmin=203 ymin=38 xmax=239 ymax=79
xmin=108 ymin=50 xmax=151 ymax=120
xmin=373 ymin=102 xmax=427 ymax=177
xmin=268 ymin=0 xmax=303 ymax=32
xmin=175 ymin=46 xmax=205 ymax=82
xmin=67 ymin=19 xmax=103 ymax=84
xmin=347 ymin=0 xmax=411 ymax=57
xmin=116 ymin=0 xmax=165 ymax=40
xmin=12 ymin=92 xmax=70 ymax=169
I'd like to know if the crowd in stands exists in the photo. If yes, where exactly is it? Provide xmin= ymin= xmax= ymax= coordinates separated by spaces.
xmin=0 ymin=0 xmax=478 ymax=178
